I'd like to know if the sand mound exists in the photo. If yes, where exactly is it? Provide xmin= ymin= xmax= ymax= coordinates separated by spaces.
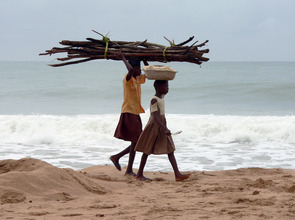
xmin=0 ymin=158 xmax=106 ymax=204
xmin=0 ymin=158 xmax=49 ymax=174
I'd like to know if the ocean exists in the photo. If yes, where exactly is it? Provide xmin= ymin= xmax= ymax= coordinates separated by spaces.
xmin=1 ymin=61 xmax=295 ymax=172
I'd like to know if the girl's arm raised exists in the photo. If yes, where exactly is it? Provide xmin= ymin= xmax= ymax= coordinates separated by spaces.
xmin=116 ymin=51 xmax=134 ymax=81
xmin=143 ymin=59 xmax=149 ymax=66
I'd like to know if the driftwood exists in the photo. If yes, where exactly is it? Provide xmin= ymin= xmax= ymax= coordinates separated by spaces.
xmin=39 ymin=31 xmax=209 ymax=67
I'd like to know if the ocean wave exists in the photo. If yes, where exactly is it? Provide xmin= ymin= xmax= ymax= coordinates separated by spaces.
xmin=1 ymin=114 xmax=295 ymax=171
xmin=0 ymin=114 xmax=294 ymax=146
xmin=167 ymin=114 xmax=295 ymax=144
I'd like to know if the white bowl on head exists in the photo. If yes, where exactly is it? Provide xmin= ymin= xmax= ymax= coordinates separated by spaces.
xmin=143 ymin=65 xmax=177 ymax=80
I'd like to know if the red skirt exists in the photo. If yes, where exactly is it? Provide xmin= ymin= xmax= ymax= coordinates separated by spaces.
xmin=114 ymin=113 xmax=142 ymax=143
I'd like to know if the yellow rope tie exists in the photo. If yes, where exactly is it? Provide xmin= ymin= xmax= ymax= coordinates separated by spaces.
xmin=103 ymin=36 xmax=110 ymax=60
xmin=163 ymin=47 xmax=169 ymax=62
xmin=163 ymin=41 xmax=175 ymax=62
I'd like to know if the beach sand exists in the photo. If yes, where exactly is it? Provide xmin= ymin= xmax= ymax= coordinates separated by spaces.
xmin=1 ymin=158 xmax=295 ymax=219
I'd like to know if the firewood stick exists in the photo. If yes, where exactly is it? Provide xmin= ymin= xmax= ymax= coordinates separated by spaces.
xmin=40 ymin=34 xmax=209 ymax=66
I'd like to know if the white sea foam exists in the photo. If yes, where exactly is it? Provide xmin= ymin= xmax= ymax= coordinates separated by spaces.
xmin=1 ymin=114 xmax=295 ymax=171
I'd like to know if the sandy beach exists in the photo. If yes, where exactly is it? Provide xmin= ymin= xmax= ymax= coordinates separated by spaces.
xmin=1 ymin=158 xmax=295 ymax=219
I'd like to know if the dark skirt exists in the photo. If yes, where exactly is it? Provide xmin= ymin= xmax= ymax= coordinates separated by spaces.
xmin=114 ymin=113 xmax=143 ymax=143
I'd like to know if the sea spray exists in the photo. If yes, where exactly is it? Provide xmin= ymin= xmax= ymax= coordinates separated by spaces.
xmin=1 ymin=114 xmax=295 ymax=171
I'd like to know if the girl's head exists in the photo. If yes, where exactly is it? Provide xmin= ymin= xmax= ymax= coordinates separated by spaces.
xmin=128 ymin=59 xmax=141 ymax=76
xmin=154 ymin=80 xmax=169 ymax=95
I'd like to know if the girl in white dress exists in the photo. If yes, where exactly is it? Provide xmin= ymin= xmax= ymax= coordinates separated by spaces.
xmin=135 ymin=80 xmax=191 ymax=181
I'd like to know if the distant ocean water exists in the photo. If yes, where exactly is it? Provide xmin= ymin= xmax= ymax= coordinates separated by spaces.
xmin=0 ymin=61 xmax=295 ymax=171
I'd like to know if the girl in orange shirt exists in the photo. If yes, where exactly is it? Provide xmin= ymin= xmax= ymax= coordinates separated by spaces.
xmin=110 ymin=52 xmax=148 ymax=176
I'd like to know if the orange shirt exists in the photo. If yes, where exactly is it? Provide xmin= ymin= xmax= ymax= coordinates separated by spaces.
xmin=121 ymin=74 xmax=146 ymax=115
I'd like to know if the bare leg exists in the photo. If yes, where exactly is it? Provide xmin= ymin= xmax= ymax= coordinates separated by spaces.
xmin=136 ymin=153 xmax=150 ymax=180
xmin=110 ymin=143 xmax=133 ymax=171
xmin=168 ymin=152 xmax=190 ymax=181
xmin=125 ymin=142 xmax=136 ymax=175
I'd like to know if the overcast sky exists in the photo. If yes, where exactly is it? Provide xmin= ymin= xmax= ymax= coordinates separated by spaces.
xmin=1 ymin=0 xmax=294 ymax=62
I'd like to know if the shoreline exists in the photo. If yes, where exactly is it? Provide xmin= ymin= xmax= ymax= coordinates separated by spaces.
xmin=1 ymin=158 xmax=295 ymax=219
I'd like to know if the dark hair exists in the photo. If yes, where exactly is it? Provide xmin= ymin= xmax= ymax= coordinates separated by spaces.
xmin=128 ymin=59 xmax=141 ymax=67
xmin=153 ymin=80 xmax=168 ymax=89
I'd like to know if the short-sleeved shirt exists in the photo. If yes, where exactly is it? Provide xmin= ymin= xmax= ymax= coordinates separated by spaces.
xmin=150 ymin=95 xmax=165 ymax=115
xmin=121 ymin=74 xmax=146 ymax=115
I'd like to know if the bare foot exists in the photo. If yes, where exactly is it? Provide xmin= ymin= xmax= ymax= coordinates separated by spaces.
xmin=176 ymin=174 xmax=191 ymax=182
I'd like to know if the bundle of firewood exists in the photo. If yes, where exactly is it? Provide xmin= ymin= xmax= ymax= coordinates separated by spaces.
xmin=39 ymin=31 xmax=209 ymax=67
